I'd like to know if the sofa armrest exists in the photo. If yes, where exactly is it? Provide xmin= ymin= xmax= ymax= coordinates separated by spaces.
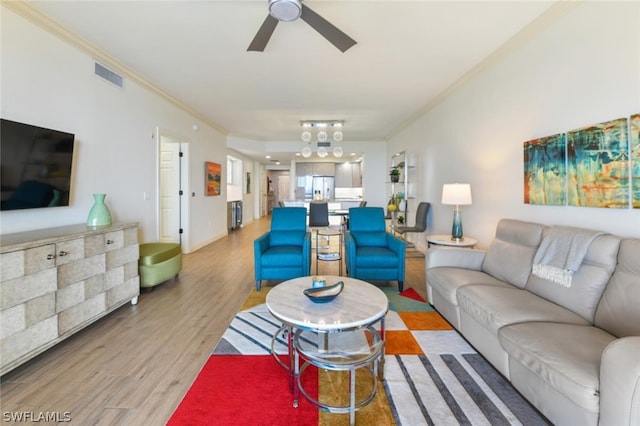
xmin=302 ymin=231 xmax=312 ymax=275
xmin=253 ymin=232 xmax=270 ymax=277
xmin=386 ymin=232 xmax=406 ymax=256
xmin=344 ymin=232 xmax=356 ymax=275
xmin=599 ymin=336 xmax=640 ymax=426
xmin=426 ymin=247 xmax=486 ymax=271
xmin=254 ymin=232 xmax=270 ymax=253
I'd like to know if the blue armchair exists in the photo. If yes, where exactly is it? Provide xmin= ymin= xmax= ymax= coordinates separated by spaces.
xmin=254 ymin=207 xmax=311 ymax=290
xmin=345 ymin=207 xmax=406 ymax=291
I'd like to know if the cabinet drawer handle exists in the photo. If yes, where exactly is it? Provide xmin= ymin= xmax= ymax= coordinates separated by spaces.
xmin=47 ymin=254 xmax=56 ymax=260
xmin=106 ymin=239 xmax=114 ymax=245
xmin=58 ymin=250 xmax=68 ymax=257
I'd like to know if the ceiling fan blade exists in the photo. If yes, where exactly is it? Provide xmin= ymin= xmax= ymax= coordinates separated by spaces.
xmin=247 ymin=15 xmax=279 ymax=52
xmin=300 ymin=4 xmax=356 ymax=53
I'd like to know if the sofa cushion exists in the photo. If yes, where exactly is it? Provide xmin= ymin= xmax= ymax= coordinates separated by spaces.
xmin=354 ymin=246 xmax=400 ymax=268
xmin=427 ymin=267 xmax=510 ymax=306
xmin=457 ymin=285 xmax=588 ymax=334
xmin=139 ymin=243 xmax=182 ymax=266
xmin=595 ymin=238 xmax=640 ymax=337
xmin=499 ymin=322 xmax=616 ymax=413
xmin=261 ymin=246 xmax=304 ymax=267
xmin=351 ymin=231 xmax=388 ymax=247
xmin=269 ymin=230 xmax=306 ymax=246
xmin=525 ymin=234 xmax=620 ymax=323
xmin=482 ymin=219 xmax=546 ymax=288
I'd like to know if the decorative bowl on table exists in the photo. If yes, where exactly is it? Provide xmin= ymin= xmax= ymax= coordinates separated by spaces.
xmin=303 ymin=281 xmax=344 ymax=303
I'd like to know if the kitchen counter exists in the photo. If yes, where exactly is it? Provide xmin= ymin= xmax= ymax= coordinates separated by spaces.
xmin=283 ymin=199 xmax=363 ymax=205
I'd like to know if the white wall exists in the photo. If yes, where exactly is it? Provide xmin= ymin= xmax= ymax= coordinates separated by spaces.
xmin=388 ymin=2 xmax=640 ymax=249
xmin=1 ymin=6 xmax=229 ymax=252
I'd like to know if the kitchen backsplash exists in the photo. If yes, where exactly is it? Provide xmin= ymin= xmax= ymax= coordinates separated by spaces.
xmin=335 ymin=187 xmax=363 ymax=199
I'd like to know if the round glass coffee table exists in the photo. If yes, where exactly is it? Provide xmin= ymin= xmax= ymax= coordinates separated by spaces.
xmin=266 ymin=276 xmax=388 ymax=425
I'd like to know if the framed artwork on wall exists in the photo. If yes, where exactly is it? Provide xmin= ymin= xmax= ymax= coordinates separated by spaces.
xmin=523 ymin=133 xmax=566 ymax=205
xmin=631 ymin=113 xmax=640 ymax=208
xmin=246 ymin=172 xmax=251 ymax=194
xmin=205 ymin=161 xmax=221 ymax=196
xmin=567 ymin=117 xmax=629 ymax=208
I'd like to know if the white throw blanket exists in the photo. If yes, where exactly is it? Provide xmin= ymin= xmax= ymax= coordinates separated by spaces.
xmin=532 ymin=226 xmax=604 ymax=288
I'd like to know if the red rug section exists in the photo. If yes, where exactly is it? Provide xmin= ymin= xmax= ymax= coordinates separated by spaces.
xmin=399 ymin=288 xmax=427 ymax=303
xmin=168 ymin=355 xmax=318 ymax=426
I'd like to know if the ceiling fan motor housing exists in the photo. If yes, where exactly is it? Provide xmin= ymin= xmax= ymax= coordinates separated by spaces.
xmin=269 ymin=0 xmax=302 ymax=22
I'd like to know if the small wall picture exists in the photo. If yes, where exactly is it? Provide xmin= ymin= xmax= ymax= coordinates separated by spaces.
xmin=205 ymin=161 xmax=221 ymax=196
xmin=246 ymin=172 xmax=251 ymax=194
xmin=523 ymin=133 xmax=566 ymax=205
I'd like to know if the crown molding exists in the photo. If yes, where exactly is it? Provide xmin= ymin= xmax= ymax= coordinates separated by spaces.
xmin=2 ymin=0 xmax=228 ymax=135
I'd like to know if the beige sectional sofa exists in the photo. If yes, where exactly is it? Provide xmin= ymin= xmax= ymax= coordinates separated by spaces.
xmin=426 ymin=219 xmax=640 ymax=426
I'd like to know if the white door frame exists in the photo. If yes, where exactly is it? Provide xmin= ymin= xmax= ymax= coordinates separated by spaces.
xmin=156 ymin=126 xmax=190 ymax=252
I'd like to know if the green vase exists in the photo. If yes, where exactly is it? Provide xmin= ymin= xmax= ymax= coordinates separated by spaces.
xmin=87 ymin=193 xmax=112 ymax=228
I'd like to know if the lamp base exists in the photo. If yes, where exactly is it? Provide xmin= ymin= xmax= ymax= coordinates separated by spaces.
xmin=450 ymin=236 xmax=465 ymax=243
xmin=451 ymin=206 xmax=464 ymax=241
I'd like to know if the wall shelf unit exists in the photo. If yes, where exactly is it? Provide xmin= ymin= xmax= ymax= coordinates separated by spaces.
xmin=389 ymin=151 xmax=416 ymax=217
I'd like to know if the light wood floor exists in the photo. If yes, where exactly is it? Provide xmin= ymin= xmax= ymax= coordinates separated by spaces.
xmin=0 ymin=216 xmax=426 ymax=425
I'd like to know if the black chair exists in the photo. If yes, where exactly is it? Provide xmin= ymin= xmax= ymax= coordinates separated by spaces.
xmin=394 ymin=202 xmax=430 ymax=245
xmin=308 ymin=202 xmax=330 ymax=228
xmin=308 ymin=202 xmax=330 ymax=249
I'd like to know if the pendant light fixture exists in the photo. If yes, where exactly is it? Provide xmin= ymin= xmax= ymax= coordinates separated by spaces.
xmin=299 ymin=120 xmax=345 ymax=158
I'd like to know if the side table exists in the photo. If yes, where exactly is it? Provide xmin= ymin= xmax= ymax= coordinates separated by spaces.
xmin=316 ymin=228 xmax=343 ymax=275
xmin=426 ymin=234 xmax=477 ymax=248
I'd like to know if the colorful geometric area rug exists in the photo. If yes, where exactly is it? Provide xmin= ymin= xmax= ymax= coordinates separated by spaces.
xmin=168 ymin=284 xmax=548 ymax=425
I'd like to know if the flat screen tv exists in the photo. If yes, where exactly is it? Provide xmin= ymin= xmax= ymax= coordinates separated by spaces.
xmin=1 ymin=119 xmax=76 ymax=211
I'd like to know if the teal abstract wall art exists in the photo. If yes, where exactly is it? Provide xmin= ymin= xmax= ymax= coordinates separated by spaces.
xmin=567 ymin=117 xmax=629 ymax=208
xmin=524 ymin=133 xmax=567 ymax=205
xmin=631 ymin=113 xmax=640 ymax=208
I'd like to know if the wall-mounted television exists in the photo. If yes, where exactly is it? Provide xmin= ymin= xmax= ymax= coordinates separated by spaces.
xmin=1 ymin=119 xmax=76 ymax=211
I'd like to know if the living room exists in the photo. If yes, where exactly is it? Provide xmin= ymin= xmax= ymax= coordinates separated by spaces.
xmin=1 ymin=0 xmax=639 ymax=424
xmin=2 ymin=2 xmax=638 ymax=247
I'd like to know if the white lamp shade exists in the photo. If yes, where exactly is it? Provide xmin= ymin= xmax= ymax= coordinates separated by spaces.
xmin=442 ymin=183 xmax=472 ymax=205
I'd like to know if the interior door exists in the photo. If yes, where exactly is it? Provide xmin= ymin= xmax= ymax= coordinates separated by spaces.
xmin=278 ymin=174 xmax=290 ymax=204
xmin=159 ymin=141 xmax=181 ymax=243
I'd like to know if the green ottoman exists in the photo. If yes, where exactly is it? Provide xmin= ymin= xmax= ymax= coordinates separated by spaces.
xmin=139 ymin=243 xmax=182 ymax=288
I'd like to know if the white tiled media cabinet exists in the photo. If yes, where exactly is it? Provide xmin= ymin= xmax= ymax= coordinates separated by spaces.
xmin=0 ymin=222 xmax=140 ymax=375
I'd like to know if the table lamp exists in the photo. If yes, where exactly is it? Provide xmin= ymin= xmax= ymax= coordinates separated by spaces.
xmin=441 ymin=183 xmax=472 ymax=242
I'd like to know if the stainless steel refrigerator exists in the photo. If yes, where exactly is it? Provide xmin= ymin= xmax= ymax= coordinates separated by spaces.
xmin=312 ymin=176 xmax=334 ymax=201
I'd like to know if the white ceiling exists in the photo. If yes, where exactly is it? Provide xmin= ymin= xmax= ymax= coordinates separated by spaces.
xmin=27 ymin=0 xmax=555 ymax=161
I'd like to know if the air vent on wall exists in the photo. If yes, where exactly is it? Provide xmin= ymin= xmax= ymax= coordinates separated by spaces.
xmin=94 ymin=62 xmax=124 ymax=88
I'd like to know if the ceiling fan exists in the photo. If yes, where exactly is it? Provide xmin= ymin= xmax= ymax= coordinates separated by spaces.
xmin=248 ymin=0 xmax=357 ymax=53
